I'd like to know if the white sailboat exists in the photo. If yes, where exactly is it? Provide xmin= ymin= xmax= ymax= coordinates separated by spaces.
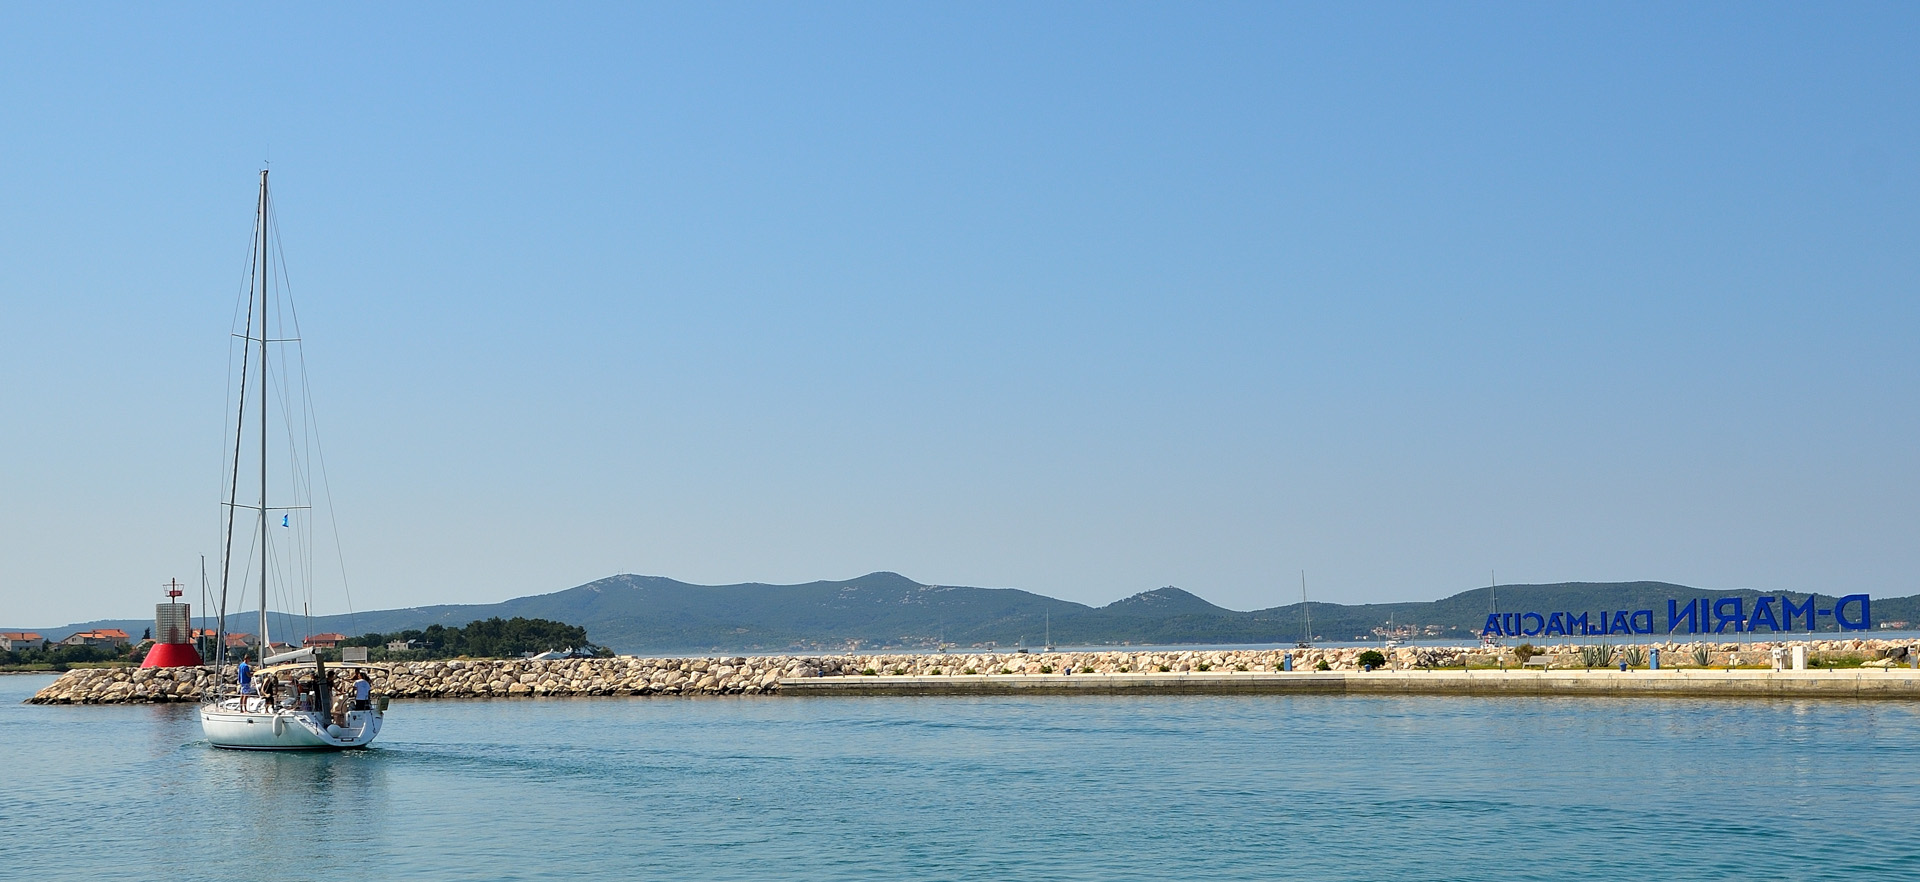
xmin=199 ymin=170 xmax=384 ymax=750
xmin=1479 ymin=571 xmax=1502 ymax=649
xmin=1383 ymin=614 xmax=1405 ymax=649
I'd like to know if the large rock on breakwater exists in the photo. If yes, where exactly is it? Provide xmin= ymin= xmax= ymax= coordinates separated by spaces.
xmin=25 ymin=638 xmax=1920 ymax=704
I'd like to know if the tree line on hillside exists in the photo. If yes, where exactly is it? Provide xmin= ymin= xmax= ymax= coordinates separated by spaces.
xmin=0 ymin=643 xmax=133 ymax=670
xmin=342 ymin=617 xmax=608 ymax=660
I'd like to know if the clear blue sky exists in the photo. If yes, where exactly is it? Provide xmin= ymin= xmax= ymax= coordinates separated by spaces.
xmin=2 ymin=3 xmax=1916 ymax=627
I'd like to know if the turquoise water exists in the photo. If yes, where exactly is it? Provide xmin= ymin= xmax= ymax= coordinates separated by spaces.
xmin=5 ymin=673 xmax=1917 ymax=880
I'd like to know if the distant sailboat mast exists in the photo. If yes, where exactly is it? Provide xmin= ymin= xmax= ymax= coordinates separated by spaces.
xmin=1481 ymin=570 xmax=1500 ymax=647
xmin=1297 ymin=571 xmax=1312 ymax=648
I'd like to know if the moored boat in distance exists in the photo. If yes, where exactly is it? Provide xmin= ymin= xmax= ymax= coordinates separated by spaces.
xmin=1479 ymin=572 xmax=1502 ymax=649
xmin=1295 ymin=571 xmax=1313 ymax=649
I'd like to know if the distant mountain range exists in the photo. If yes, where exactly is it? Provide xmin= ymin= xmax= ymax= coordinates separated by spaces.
xmin=17 ymin=573 xmax=1920 ymax=654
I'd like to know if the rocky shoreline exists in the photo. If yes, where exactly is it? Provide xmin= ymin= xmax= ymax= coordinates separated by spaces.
xmin=25 ymin=638 xmax=1919 ymax=704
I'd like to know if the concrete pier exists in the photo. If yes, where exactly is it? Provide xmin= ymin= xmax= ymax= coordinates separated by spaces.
xmin=779 ymin=668 xmax=1920 ymax=699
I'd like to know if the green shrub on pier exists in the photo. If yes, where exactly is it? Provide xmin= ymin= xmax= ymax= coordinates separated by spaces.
xmin=1511 ymin=644 xmax=1542 ymax=664
xmin=1315 ymin=659 xmax=1331 ymax=671
xmin=1689 ymin=646 xmax=1711 ymax=667
xmin=1039 ymin=665 xmax=1054 ymax=674
xmin=1578 ymin=644 xmax=1614 ymax=668
xmin=861 ymin=668 xmax=878 ymax=676
xmin=1157 ymin=664 xmax=1171 ymax=672
xmin=963 ymin=667 xmax=976 ymax=675
xmin=1196 ymin=663 xmax=1211 ymax=671
xmin=1622 ymin=647 xmax=1646 ymax=668
xmin=1357 ymin=650 xmax=1387 ymax=669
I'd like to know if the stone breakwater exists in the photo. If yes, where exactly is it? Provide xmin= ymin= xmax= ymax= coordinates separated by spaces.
xmin=25 ymin=638 xmax=1920 ymax=705
xmin=27 ymin=657 xmax=797 ymax=705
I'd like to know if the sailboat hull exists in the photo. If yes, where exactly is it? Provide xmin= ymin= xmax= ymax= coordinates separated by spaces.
xmin=200 ymin=700 xmax=382 ymax=750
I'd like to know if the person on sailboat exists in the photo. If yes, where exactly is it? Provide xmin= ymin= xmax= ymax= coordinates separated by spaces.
xmin=352 ymin=670 xmax=372 ymax=710
xmin=236 ymin=655 xmax=255 ymax=711
xmin=331 ymin=680 xmax=352 ymax=729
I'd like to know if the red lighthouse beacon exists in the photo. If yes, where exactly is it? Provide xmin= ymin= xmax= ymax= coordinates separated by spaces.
xmin=141 ymin=579 xmax=204 ymax=668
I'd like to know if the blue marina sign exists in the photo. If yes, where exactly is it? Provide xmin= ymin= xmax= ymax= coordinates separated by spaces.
xmin=1481 ymin=594 xmax=1872 ymax=638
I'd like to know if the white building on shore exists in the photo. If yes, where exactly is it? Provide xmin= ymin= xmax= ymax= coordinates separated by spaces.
xmin=1 ymin=631 xmax=45 ymax=651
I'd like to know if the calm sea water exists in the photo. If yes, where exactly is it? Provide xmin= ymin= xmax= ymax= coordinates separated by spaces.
xmin=5 ymin=673 xmax=1917 ymax=880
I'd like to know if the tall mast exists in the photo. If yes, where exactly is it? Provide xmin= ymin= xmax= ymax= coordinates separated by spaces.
xmin=257 ymin=169 xmax=271 ymax=654
xmin=1300 ymin=570 xmax=1311 ymax=645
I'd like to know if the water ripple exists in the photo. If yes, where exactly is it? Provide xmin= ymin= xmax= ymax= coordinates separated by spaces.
xmin=4 ymin=676 xmax=1917 ymax=880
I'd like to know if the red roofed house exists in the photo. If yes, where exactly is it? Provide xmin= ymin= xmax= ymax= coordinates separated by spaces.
xmin=303 ymin=633 xmax=347 ymax=649
xmin=60 ymin=629 xmax=130 ymax=648
xmin=1 ymin=631 xmax=44 ymax=651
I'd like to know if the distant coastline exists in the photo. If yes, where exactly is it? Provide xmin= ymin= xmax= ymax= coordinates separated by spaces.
xmin=14 ymin=573 xmax=1918 ymax=656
